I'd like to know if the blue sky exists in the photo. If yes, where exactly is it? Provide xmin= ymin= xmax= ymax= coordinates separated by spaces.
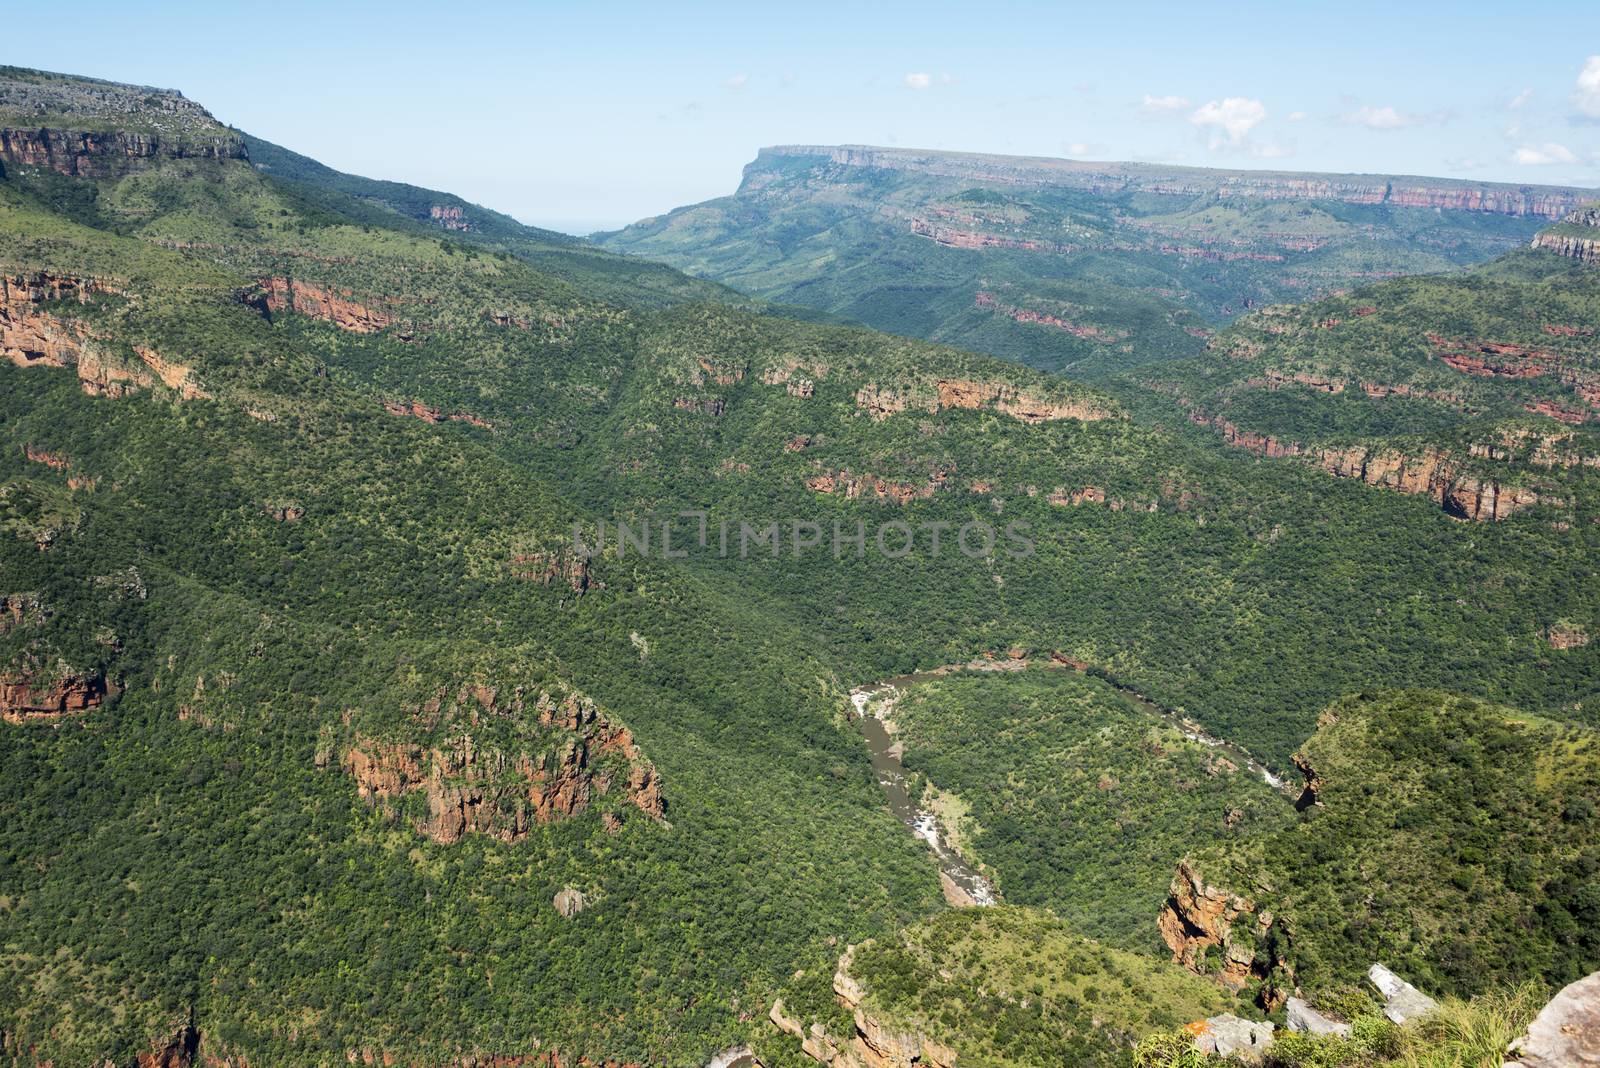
xmin=7 ymin=1 xmax=1600 ymax=232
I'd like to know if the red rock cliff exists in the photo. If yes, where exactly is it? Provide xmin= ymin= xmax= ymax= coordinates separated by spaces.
xmin=343 ymin=687 xmax=664 ymax=843
xmin=0 ymin=127 xmax=246 ymax=178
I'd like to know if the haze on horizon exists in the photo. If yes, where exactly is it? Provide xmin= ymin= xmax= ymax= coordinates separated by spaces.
xmin=5 ymin=0 xmax=1600 ymax=234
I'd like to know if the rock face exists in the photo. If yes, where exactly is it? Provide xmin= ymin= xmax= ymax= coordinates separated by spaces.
xmin=342 ymin=686 xmax=665 ymax=844
xmin=1366 ymin=964 xmax=1438 ymax=1024
xmin=0 ymin=126 xmax=246 ymax=177
xmin=1191 ymin=411 xmax=1554 ymax=521
xmin=430 ymin=204 xmax=470 ymax=231
xmin=1531 ymin=205 xmax=1600 ymax=265
xmin=509 ymin=549 xmax=592 ymax=594
xmin=1157 ymin=860 xmax=1292 ymax=1009
xmin=854 ymin=377 xmax=1113 ymax=425
xmin=0 ymin=667 xmax=106 ymax=724
xmin=0 ymin=67 xmax=246 ymax=177
xmin=2 ymin=271 xmax=212 ymax=399
xmin=552 ymin=887 xmax=588 ymax=918
xmin=251 ymin=277 xmax=396 ymax=334
xmin=1506 ymin=969 xmax=1600 ymax=1068
xmin=135 ymin=1022 xmax=200 ymax=1068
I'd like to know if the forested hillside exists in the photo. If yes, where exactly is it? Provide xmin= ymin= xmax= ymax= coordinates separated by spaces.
xmin=1 ymin=66 xmax=1596 ymax=1068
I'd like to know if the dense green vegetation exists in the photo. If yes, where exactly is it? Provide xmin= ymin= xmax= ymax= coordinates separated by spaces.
xmin=883 ymin=670 xmax=1288 ymax=947
xmin=765 ymin=907 xmax=1234 ymax=1068
xmin=1188 ymin=691 xmax=1600 ymax=1001
xmin=1 ymin=67 xmax=1596 ymax=1066
xmin=1128 ymin=248 xmax=1600 ymax=509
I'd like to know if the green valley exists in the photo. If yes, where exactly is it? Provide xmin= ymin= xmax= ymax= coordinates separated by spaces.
xmin=0 ymin=59 xmax=1596 ymax=1068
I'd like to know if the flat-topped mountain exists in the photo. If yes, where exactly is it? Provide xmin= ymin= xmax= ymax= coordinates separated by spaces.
xmin=600 ymin=145 xmax=1596 ymax=377
xmin=758 ymin=144 xmax=1592 ymax=219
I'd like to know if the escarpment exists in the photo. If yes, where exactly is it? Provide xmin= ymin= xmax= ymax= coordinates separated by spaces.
xmin=341 ymin=685 xmax=664 ymax=844
xmin=758 ymin=145 xmax=1589 ymax=219
xmin=0 ymin=125 xmax=246 ymax=177
xmin=249 ymin=276 xmax=397 ymax=334
xmin=854 ymin=376 xmax=1114 ymax=424
xmin=1188 ymin=410 xmax=1557 ymax=521
xmin=0 ymin=69 xmax=245 ymax=176
xmin=1531 ymin=204 xmax=1600 ymax=265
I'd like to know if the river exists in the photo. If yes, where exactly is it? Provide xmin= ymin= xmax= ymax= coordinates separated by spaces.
xmin=849 ymin=658 xmax=1292 ymax=912
xmin=852 ymin=678 xmax=1000 ymax=907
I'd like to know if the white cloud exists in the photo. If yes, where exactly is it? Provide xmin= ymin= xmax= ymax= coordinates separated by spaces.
xmin=1063 ymin=141 xmax=1097 ymax=156
xmin=725 ymin=72 xmax=749 ymax=91
xmin=1189 ymin=97 xmax=1267 ymax=148
xmin=1140 ymin=93 xmax=1191 ymax=113
xmin=1509 ymin=88 xmax=1533 ymax=109
xmin=1252 ymin=142 xmax=1293 ymax=159
xmin=1286 ymin=111 xmax=1307 ymax=122
xmin=904 ymin=72 xmax=932 ymax=90
xmin=1511 ymin=142 xmax=1579 ymax=165
xmin=1576 ymin=56 xmax=1600 ymax=118
xmin=1342 ymin=105 xmax=1421 ymax=130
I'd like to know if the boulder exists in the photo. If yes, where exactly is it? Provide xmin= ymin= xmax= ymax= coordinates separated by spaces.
xmin=1368 ymin=964 xmax=1438 ymax=1024
xmin=1193 ymin=1014 xmax=1275 ymax=1063
xmin=552 ymin=887 xmax=587 ymax=918
xmin=1505 ymin=970 xmax=1600 ymax=1068
xmin=1286 ymin=997 xmax=1352 ymax=1038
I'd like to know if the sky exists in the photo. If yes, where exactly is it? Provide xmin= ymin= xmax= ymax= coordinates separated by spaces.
xmin=6 ymin=1 xmax=1600 ymax=233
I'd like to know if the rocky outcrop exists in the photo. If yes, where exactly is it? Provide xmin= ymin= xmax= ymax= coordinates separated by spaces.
xmin=0 ymin=667 xmax=106 ymax=724
xmin=1284 ymin=997 xmax=1350 ymax=1038
xmin=966 ymin=289 xmax=1120 ymax=340
xmin=770 ymin=944 xmax=959 ymax=1068
xmin=1158 ymin=860 xmax=1291 ymax=1009
xmin=382 ymin=398 xmax=493 ymax=429
xmin=1531 ymin=205 xmax=1600 ymax=265
xmin=134 ymin=1022 xmax=200 ymax=1068
xmin=430 ymin=205 xmax=470 ymax=231
xmin=2 ymin=271 xmax=211 ymax=399
xmin=509 ymin=549 xmax=592 ymax=594
xmin=251 ymin=277 xmax=396 ymax=333
xmin=935 ymin=378 xmax=1112 ymax=423
xmin=1547 ymin=622 xmax=1591 ymax=650
xmin=1190 ymin=410 xmax=1556 ymax=521
xmin=0 ymin=126 xmax=246 ymax=177
xmin=804 ymin=466 xmax=950 ymax=504
xmin=854 ymin=377 xmax=1111 ymax=425
xmin=553 ymin=887 xmax=588 ymax=917
xmin=1505 ymin=969 xmax=1600 ymax=1068
xmin=1190 ymin=1014 xmax=1275 ymax=1063
xmin=342 ymin=687 xmax=664 ymax=844
xmin=1366 ymin=964 xmax=1437 ymax=1024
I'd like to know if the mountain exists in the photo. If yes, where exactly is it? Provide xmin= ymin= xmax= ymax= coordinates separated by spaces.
xmin=596 ymin=144 xmax=1593 ymax=376
xmin=2 ymin=65 xmax=1597 ymax=1068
